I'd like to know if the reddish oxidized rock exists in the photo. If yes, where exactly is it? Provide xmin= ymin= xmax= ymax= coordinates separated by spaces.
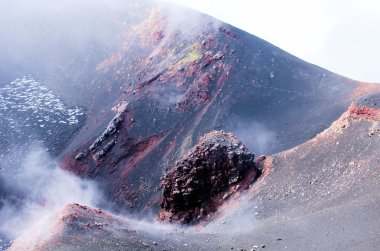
xmin=159 ymin=130 xmax=261 ymax=224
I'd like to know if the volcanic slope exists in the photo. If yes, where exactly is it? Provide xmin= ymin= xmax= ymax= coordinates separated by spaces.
xmin=210 ymin=93 xmax=380 ymax=250
xmin=47 ymin=1 xmax=376 ymax=215
xmin=9 ymin=95 xmax=380 ymax=251
xmin=3 ymin=0 xmax=380 ymax=250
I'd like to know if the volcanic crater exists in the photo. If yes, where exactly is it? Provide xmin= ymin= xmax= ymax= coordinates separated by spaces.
xmin=1 ymin=1 xmax=380 ymax=250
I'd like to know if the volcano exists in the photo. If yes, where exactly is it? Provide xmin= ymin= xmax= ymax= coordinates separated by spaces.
xmin=1 ymin=1 xmax=380 ymax=250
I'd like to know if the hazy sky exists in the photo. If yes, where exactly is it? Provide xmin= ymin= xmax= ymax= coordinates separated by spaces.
xmin=161 ymin=0 xmax=380 ymax=83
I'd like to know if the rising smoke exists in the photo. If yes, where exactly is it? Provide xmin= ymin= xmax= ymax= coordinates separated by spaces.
xmin=201 ymin=195 xmax=259 ymax=234
xmin=0 ymin=145 xmax=101 ymax=246
xmin=228 ymin=119 xmax=276 ymax=156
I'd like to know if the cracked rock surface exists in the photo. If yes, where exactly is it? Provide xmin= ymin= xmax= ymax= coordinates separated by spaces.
xmin=160 ymin=130 xmax=260 ymax=224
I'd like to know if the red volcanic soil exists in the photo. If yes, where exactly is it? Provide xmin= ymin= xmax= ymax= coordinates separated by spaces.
xmin=8 ymin=203 xmax=200 ymax=251
xmin=349 ymin=104 xmax=380 ymax=121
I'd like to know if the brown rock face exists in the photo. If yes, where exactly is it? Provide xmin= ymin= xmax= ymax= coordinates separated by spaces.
xmin=159 ymin=131 xmax=261 ymax=223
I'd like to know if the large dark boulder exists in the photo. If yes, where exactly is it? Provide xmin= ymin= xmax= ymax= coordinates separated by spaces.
xmin=159 ymin=130 xmax=260 ymax=223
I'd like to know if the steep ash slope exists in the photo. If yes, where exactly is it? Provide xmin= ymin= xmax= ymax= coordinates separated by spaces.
xmin=9 ymin=95 xmax=380 ymax=250
xmin=244 ymin=94 xmax=380 ymax=220
xmin=27 ymin=1 xmax=368 ymax=215
xmin=3 ymin=1 xmax=380 ymax=250
xmin=203 ymin=93 xmax=380 ymax=250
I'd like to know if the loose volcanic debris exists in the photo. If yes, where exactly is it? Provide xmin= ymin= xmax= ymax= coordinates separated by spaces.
xmin=160 ymin=130 xmax=261 ymax=224
xmin=0 ymin=76 xmax=85 ymax=154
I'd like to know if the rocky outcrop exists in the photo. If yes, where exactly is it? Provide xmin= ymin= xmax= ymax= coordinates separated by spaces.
xmin=89 ymin=113 xmax=124 ymax=153
xmin=159 ymin=130 xmax=261 ymax=224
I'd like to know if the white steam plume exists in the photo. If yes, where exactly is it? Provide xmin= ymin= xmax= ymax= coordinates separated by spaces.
xmin=229 ymin=119 xmax=275 ymax=155
xmin=0 ymin=145 xmax=100 ymax=243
